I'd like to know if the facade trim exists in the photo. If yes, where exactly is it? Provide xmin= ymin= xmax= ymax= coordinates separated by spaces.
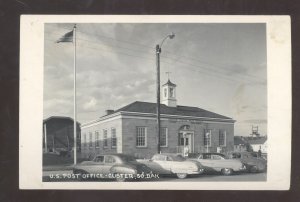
xmin=82 ymin=111 xmax=234 ymax=129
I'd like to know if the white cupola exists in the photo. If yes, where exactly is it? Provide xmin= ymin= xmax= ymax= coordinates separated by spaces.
xmin=162 ymin=79 xmax=177 ymax=107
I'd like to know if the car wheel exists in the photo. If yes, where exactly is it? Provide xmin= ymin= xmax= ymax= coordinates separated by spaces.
xmin=250 ymin=165 xmax=258 ymax=173
xmin=176 ymin=173 xmax=188 ymax=179
xmin=221 ymin=168 xmax=233 ymax=176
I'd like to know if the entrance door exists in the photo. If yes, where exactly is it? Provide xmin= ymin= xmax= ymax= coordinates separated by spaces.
xmin=179 ymin=132 xmax=194 ymax=155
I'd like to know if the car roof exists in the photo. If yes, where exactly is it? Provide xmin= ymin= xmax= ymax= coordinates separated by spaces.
xmin=95 ymin=153 xmax=135 ymax=158
xmin=155 ymin=153 xmax=183 ymax=157
xmin=189 ymin=153 xmax=227 ymax=157
xmin=194 ymin=153 xmax=226 ymax=156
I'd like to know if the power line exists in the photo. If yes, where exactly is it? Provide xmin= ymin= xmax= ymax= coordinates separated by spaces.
xmin=45 ymin=37 xmax=263 ymax=85
xmin=45 ymin=28 xmax=266 ymax=84
xmin=45 ymin=26 xmax=265 ymax=82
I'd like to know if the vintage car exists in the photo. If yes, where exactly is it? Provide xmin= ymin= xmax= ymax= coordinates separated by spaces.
xmin=73 ymin=154 xmax=153 ymax=181
xmin=138 ymin=153 xmax=205 ymax=179
xmin=188 ymin=153 xmax=247 ymax=175
xmin=228 ymin=152 xmax=267 ymax=173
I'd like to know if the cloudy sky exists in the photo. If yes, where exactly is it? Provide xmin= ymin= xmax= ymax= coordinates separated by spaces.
xmin=44 ymin=23 xmax=267 ymax=136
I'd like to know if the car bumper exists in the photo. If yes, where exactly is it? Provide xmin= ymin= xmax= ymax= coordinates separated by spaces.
xmin=187 ymin=168 xmax=205 ymax=175
xmin=239 ymin=164 xmax=248 ymax=171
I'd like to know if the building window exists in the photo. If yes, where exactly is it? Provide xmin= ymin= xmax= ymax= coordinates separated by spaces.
xmin=179 ymin=133 xmax=190 ymax=146
xmin=164 ymin=88 xmax=167 ymax=98
xmin=103 ymin=129 xmax=108 ymax=148
xmin=204 ymin=130 xmax=211 ymax=147
xmin=95 ymin=131 xmax=100 ymax=148
xmin=111 ymin=128 xmax=117 ymax=148
xmin=219 ymin=130 xmax=226 ymax=146
xmin=160 ymin=127 xmax=168 ymax=147
xmin=89 ymin=132 xmax=93 ymax=148
xmin=170 ymin=88 xmax=174 ymax=97
xmin=136 ymin=127 xmax=147 ymax=147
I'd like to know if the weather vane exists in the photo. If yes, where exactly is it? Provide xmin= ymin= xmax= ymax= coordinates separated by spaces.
xmin=166 ymin=71 xmax=172 ymax=80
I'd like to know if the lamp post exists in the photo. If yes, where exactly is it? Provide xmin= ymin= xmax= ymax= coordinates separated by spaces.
xmin=156 ymin=32 xmax=175 ymax=154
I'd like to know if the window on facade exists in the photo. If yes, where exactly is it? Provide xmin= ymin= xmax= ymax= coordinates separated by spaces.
xmin=89 ymin=132 xmax=93 ymax=148
xmin=204 ymin=130 xmax=211 ymax=147
xmin=95 ymin=131 xmax=100 ymax=148
xmin=111 ymin=128 xmax=117 ymax=148
xmin=136 ymin=127 xmax=147 ymax=147
xmin=179 ymin=133 xmax=190 ymax=146
xmin=103 ymin=129 xmax=108 ymax=148
xmin=164 ymin=88 xmax=167 ymax=98
xmin=160 ymin=127 xmax=168 ymax=147
xmin=83 ymin=133 xmax=86 ymax=148
xmin=170 ymin=88 xmax=174 ymax=97
xmin=219 ymin=130 xmax=226 ymax=146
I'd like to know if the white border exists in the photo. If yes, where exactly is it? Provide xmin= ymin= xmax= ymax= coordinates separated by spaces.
xmin=19 ymin=15 xmax=291 ymax=190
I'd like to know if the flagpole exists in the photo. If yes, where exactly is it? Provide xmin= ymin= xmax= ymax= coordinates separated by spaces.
xmin=73 ymin=24 xmax=77 ymax=165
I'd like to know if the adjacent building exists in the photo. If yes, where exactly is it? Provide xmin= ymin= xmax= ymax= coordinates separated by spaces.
xmin=233 ymin=136 xmax=248 ymax=152
xmin=43 ymin=116 xmax=81 ymax=153
xmin=243 ymin=136 xmax=268 ymax=153
xmin=81 ymin=80 xmax=235 ymax=159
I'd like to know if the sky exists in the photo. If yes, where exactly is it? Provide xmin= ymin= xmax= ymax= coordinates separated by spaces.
xmin=44 ymin=23 xmax=267 ymax=136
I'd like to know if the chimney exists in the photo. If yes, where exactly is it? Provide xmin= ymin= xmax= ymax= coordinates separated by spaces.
xmin=105 ymin=109 xmax=114 ymax=115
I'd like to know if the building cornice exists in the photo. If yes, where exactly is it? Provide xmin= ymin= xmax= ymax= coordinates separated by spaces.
xmin=81 ymin=112 xmax=122 ymax=128
xmin=120 ymin=111 xmax=235 ymax=122
xmin=82 ymin=110 xmax=235 ymax=128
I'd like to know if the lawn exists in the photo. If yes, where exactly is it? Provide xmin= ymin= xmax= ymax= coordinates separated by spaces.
xmin=43 ymin=153 xmax=87 ymax=166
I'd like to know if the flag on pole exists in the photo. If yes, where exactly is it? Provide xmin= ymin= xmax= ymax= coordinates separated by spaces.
xmin=56 ymin=25 xmax=77 ymax=165
xmin=56 ymin=30 xmax=73 ymax=43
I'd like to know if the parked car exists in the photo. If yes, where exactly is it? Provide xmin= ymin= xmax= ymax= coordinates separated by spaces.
xmin=228 ymin=151 xmax=267 ymax=173
xmin=138 ymin=153 xmax=205 ymax=179
xmin=188 ymin=153 xmax=247 ymax=175
xmin=73 ymin=154 xmax=153 ymax=181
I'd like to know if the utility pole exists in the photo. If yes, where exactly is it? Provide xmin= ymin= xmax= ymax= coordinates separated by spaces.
xmin=155 ymin=33 xmax=175 ymax=154
xmin=73 ymin=24 xmax=77 ymax=164
xmin=156 ymin=45 xmax=161 ymax=154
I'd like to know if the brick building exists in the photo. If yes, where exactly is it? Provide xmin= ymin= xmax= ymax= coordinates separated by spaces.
xmin=81 ymin=80 xmax=235 ymax=159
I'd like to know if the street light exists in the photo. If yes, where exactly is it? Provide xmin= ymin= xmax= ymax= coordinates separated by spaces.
xmin=156 ymin=32 xmax=175 ymax=154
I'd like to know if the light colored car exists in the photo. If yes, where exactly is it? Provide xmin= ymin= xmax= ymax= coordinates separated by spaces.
xmin=73 ymin=154 xmax=153 ymax=181
xmin=138 ymin=153 xmax=205 ymax=179
xmin=228 ymin=152 xmax=267 ymax=173
xmin=188 ymin=153 xmax=247 ymax=175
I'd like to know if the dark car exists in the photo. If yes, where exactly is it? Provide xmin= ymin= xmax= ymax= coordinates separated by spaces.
xmin=73 ymin=154 xmax=153 ymax=181
xmin=228 ymin=152 xmax=267 ymax=173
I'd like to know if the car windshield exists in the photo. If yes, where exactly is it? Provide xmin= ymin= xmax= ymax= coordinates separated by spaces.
xmin=220 ymin=154 xmax=229 ymax=159
xmin=188 ymin=153 xmax=200 ymax=158
xmin=231 ymin=153 xmax=241 ymax=159
xmin=119 ymin=155 xmax=137 ymax=162
xmin=169 ymin=154 xmax=186 ymax=161
xmin=250 ymin=153 xmax=258 ymax=157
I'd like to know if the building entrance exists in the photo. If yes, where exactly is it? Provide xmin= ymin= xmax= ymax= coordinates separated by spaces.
xmin=178 ymin=131 xmax=194 ymax=156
